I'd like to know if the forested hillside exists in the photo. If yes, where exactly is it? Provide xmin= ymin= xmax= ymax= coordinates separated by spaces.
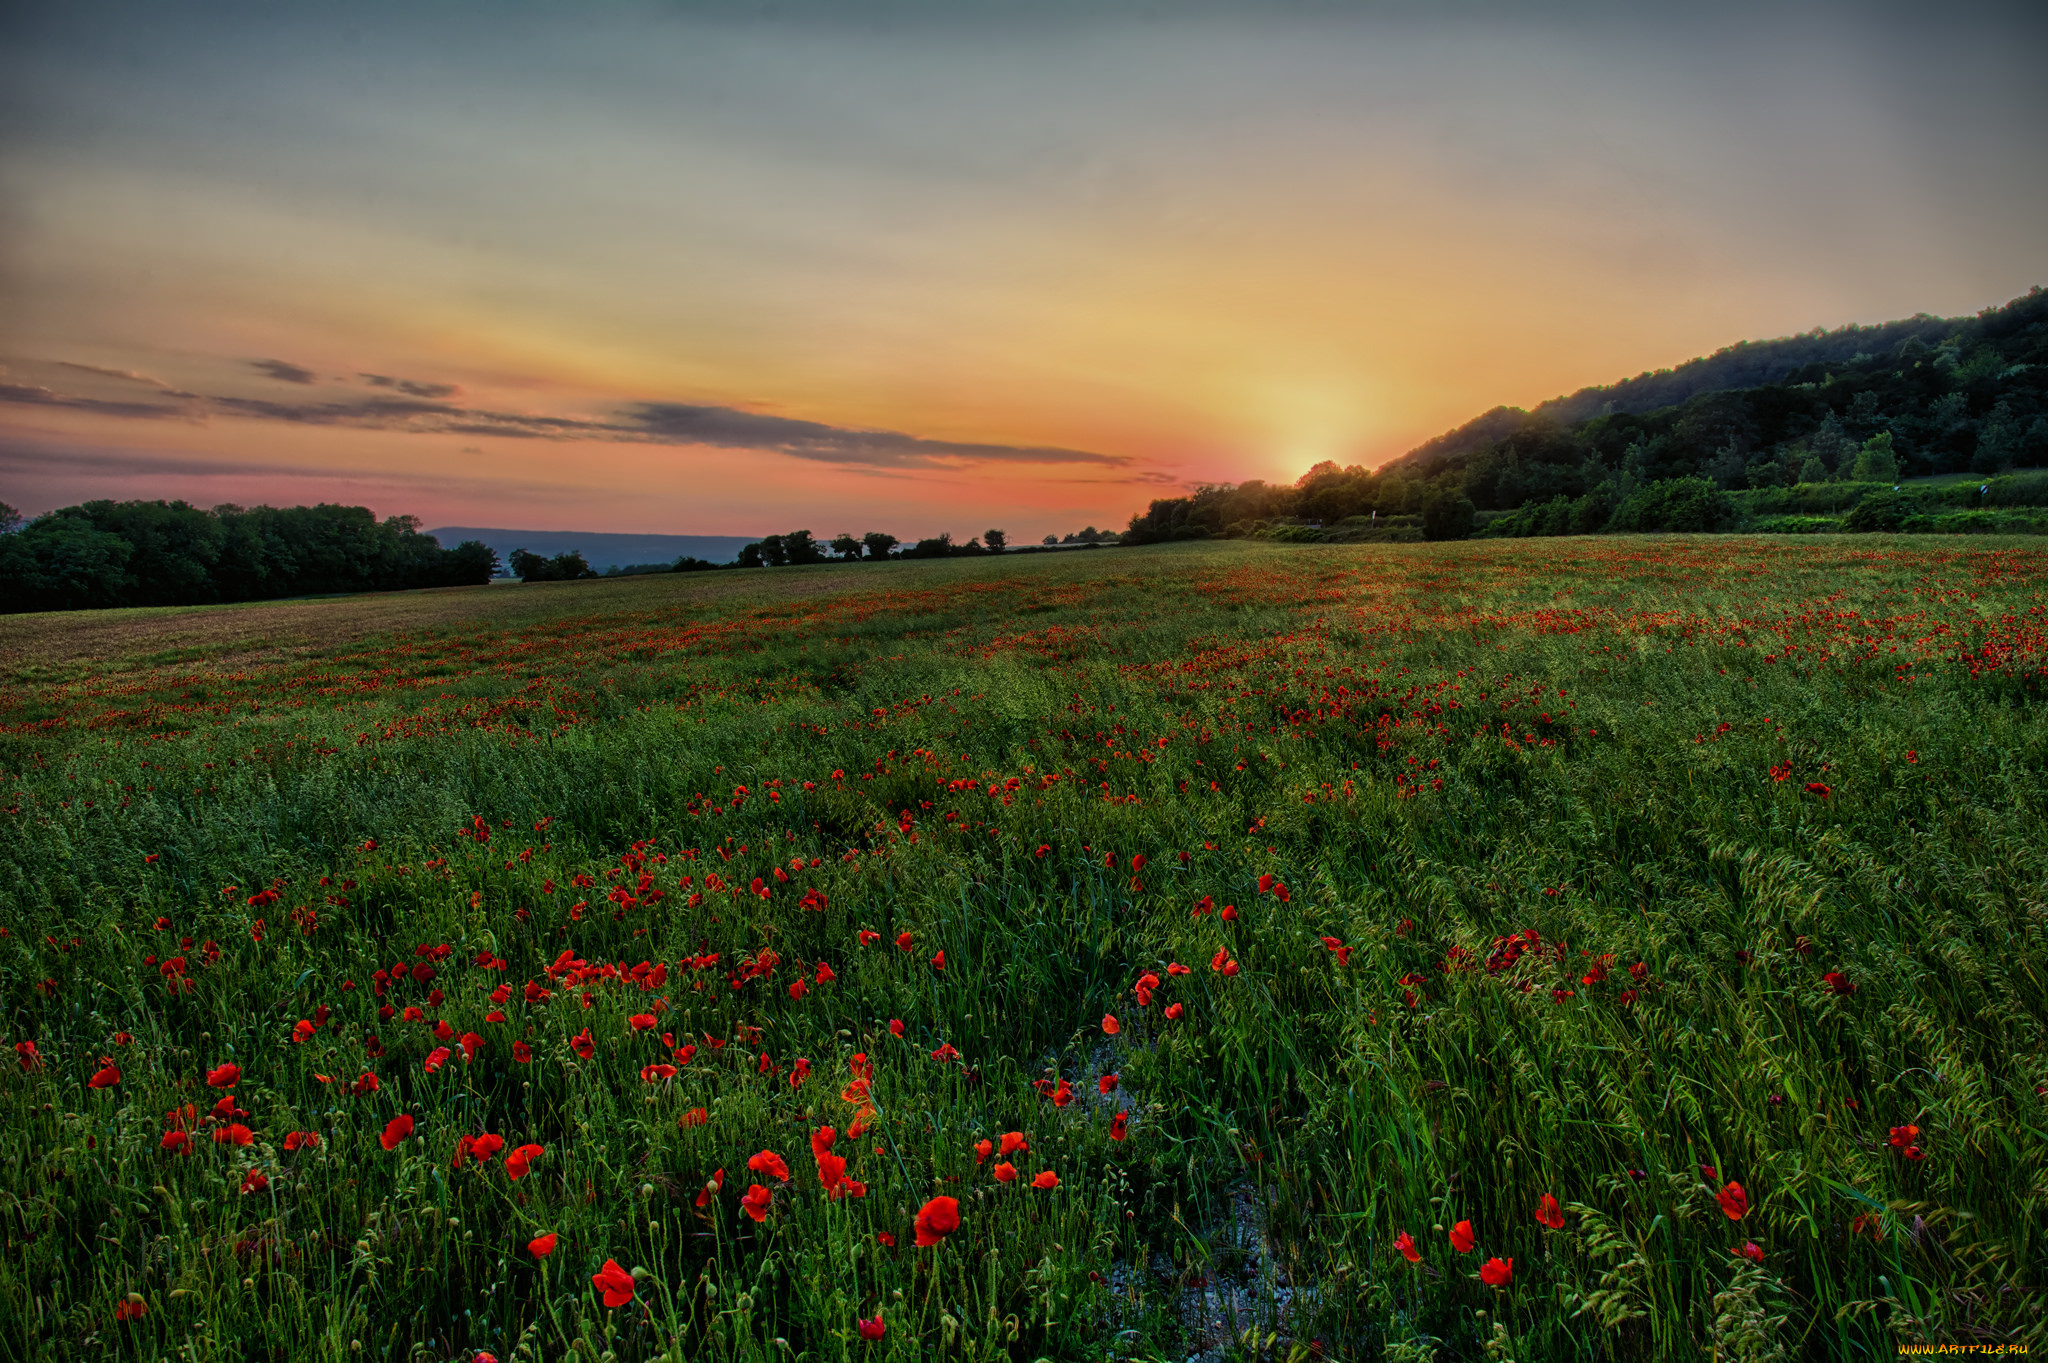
xmin=1125 ymin=286 xmax=2048 ymax=542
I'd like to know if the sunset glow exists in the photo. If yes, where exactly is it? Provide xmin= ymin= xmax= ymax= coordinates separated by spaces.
xmin=3 ymin=2 xmax=2043 ymax=540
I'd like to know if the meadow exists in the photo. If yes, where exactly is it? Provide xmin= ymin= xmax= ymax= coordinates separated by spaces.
xmin=2 ymin=537 xmax=2044 ymax=1363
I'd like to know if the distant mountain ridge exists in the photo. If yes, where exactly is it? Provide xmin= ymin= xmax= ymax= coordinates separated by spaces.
xmin=428 ymin=527 xmax=755 ymax=574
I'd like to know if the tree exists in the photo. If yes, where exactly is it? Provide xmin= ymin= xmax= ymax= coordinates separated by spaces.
xmin=446 ymin=540 xmax=501 ymax=585
xmin=1849 ymin=432 xmax=1899 ymax=483
xmin=829 ymin=533 xmax=863 ymax=560
xmin=1421 ymin=490 xmax=1477 ymax=541
xmin=1042 ymin=534 xmax=1057 ymax=546
xmin=781 ymin=530 xmax=827 ymax=565
xmin=758 ymin=535 xmax=789 ymax=567
xmin=984 ymin=528 xmax=1007 ymax=553
xmin=1798 ymin=454 xmax=1829 ymax=484
xmin=0 ymin=502 xmax=21 ymax=535
xmin=735 ymin=542 xmax=766 ymax=568
xmin=861 ymin=532 xmax=898 ymax=561
xmin=902 ymin=533 xmax=954 ymax=559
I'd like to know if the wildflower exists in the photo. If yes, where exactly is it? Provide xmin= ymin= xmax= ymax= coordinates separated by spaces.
xmin=206 ymin=1062 xmax=241 ymax=1088
xmin=975 ymin=1138 xmax=993 ymax=1164
xmin=695 ymin=1169 xmax=725 ymax=1207
xmin=529 ymin=1232 xmax=557 ymax=1257
xmin=381 ymin=1114 xmax=414 ymax=1150
xmin=1051 ymin=1078 xmax=1074 ymax=1107
xmin=424 ymin=1046 xmax=452 ymax=1073
xmin=213 ymin=1123 xmax=254 ymax=1147
xmin=89 ymin=1061 xmax=121 ymax=1090
xmin=888 ymin=1019 xmax=905 ymax=1038
xmin=160 ymin=1131 xmax=192 ymax=1155
xmin=931 ymin=950 xmax=946 ymax=971
xmin=284 ymin=1131 xmax=321 ymax=1151
xmin=895 ymin=932 xmax=914 ymax=951
xmin=1804 ymin=782 xmax=1831 ymax=798
xmin=1319 ymin=937 xmax=1352 ymax=966
xmin=292 ymin=1020 xmax=315 ymax=1044
xmin=876 ymin=1232 xmax=896 ymax=1247
xmin=115 ymin=1297 xmax=148 ymax=1322
xmin=592 ymin=1258 xmax=636 ymax=1308
xmin=1166 ymin=1002 xmax=1185 ymax=1019
xmin=741 ymin=1183 xmax=774 ymax=1221
xmin=1102 ymin=1014 xmax=1120 ymax=1035
xmin=629 ymin=1013 xmax=657 ymax=1031
xmin=930 ymin=1043 xmax=960 ymax=1064
xmin=679 ymin=1107 xmax=709 ymax=1128
xmin=1449 ymin=1221 xmax=1476 ymax=1253
xmin=1099 ymin=1074 xmax=1118 ymax=1094
xmin=1000 ymin=1131 xmax=1028 ymax=1157
xmin=1534 ymin=1194 xmax=1564 ymax=1230
xmin=239 ymin=1169 xmax=269 ymax=1195
xmin=1479 ymin=1257 xmax=1513 ymax=1287
xmin=857 ymin=1313 xmax=886 ymax=1341
xmin=1394 ymin=1231 xmax=1421 ymax=1263
xmin=858 ymin=930 xmax=880 ymax=946
xmin=1821 ymin=972 xmax=1857 ymax=997
xmin=992 ymin=1161 xmax=1017 ymax=1183
xmin=914 ymin=1195 xmax=960 ymax=1246
xmin=1732 ymin=1242 xmax=1763 ymax=1263
xmin=513 ymin=1041 xmax=532 ymax=1064
xmin=1031 ymin=1170 xmax=1059 ymax=1190
xmin=571 ymin=1028 xmax=596 ymax=1059
xmin=1110 ymin=1112 xmax=1128 ymax=1141
xmin=505 ymin=1143 xmax=545 ymax=1179
xmin=748 ymin=1150 xmax=791 ymax=1182
xmin=1716 ymin=1181 xmax=1748 ymax=1221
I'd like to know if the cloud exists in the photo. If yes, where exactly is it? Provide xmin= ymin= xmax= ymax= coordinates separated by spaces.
xmin=55 ymin=361 xmax=172 ymax=388
xmin=361 ymin=372 xmax=461 ymax=399
xmin=250 ymin=358 xmax=319 ymax=384
xmin=0 ymin=362 xmax=1138 ymax=472
xmin=622 ymin=403 xmax=1131 ymax=468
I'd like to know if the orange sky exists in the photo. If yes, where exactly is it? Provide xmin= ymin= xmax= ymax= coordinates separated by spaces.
xmin=3 ymin=3 xmax=2044 ymax=542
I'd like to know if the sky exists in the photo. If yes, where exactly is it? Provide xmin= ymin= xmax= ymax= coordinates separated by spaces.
xmin=2 ymin=1 xmax=2044 ymax=542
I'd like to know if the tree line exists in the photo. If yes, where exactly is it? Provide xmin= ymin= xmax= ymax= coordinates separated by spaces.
xmin=1123 ymin=286 xmax=2048 ymax=544
xmin=0 ymin=500 xmax=499 ymax=613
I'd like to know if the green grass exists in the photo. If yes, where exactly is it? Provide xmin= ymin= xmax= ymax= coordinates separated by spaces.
xmin=2 ymin=537 xmax=2045 ymax=1361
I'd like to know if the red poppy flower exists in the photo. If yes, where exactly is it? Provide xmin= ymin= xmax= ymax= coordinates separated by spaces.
xmin=529 ymin=1232 xmax=557 ymax=1257
xmin=914 ymin=1195 xmax=960 ymax=1246
xmin=1051 ymin=1078 xmax=1074 ymax=1107
xmin=424 ymin=1046 xmax=452 ymax=1073
xmin=206 ymin=1062 xmax=241 ymax=1088
xmin=1166 ymin=1002 xmax=1184 ymax=1019
xmin=858 ymin=930 xmax=880 ymax=946
xmin=1395 ymin=1230 xmax=1421 ymax=1262
xmin=1102 ymin=1014 xmax=1119 ymax=1035
xmin=1716 ymin=1181 xmax=1748 ymax=1220
xmin=1534 ymin=1194 xmax=1564 ymax=1230
xmin=1031 ymin=1170 xmax=1059 ymax=1190
xmin=292 ymin=1020 xmax=316 ymax=1044
xmin=974 ymin=1139 xmax=993 ymax=1164
xmin=571 ymin=1028 xmax=595 ymax=1059
xmin=381 ymin=1114 xmax=414 ymax=1150
xmin=115 ymin=1298 xmax=148 ymax=1321
xmin=1034 ymin=844 xmax=1050 ymax=858
xmin=1449 ymin=1221 xmax=1475 ymax=1253
xmin=741 ymin=1183 xmax=774 ymax=1221
xmin=468 ymin=1133 xmax=505 ymax=1164
xmin=213 ymin=1123 xmax=254 ymax=1147
xmin=1109 ymin=1112 xmax=1128 ymax=1141
xmin=1732 ymin=1241 xmax=1763 ymax=1263
xmin=513 ymin=1040 xmax=532 ymax=1064
xmin=505 ymin=1143 xmax=544 ymax=1179
xmin=930 ymin=950 xmax=945 ymax=971
xmin=999 ymin=1130 xmax=1028 ymax=1157
xmin=888 ymin=1019 xmax=905 ymax=1037
xmin=160 ymin=1131 xmax=192 ymax=1155
xmin=239 ymin=1169 xmax=269 ymax=1195
xmin=876 ymin=1232 xmax=896 ymax=1247
xmin=895 ymin=932 xmax=914 ymax=951
xmin=1480 ymin=1256 xmax=1513 ymax=1287
xmin=679 ymin=1106 xmax=709 ymax=1128
xmin=592 ymin=1258 xmax=636 ymax=1307
xmin=284 ymin=1130 xmax=321 ymax=1151
xmin=748 ymin=1150 xmax=791 ymax=1182
xmin=857 ymin=1313 xmax=886 ymax=1341
xmin=695 ymin=1168 xmax=725 ymax=1207
xmin=992 ymin=1161 xmax=1018 ymax=1183
xmin=816 ymin=1152 xmax=847 ymax=1192
xmin=1099 ymin=1074 xmax=1118 ymax=1094
xmin=629 ymin=1013 xmax=657 ymax=1032
xmin=640 ymin=1063 xmax=678 ymax=1082
xmin=89 ymin=1062 xmax=121 ymax=1090
xmin=1821 ymin=972 xmax=1857 ymax=996
xmin=816 ymin=962 xmax=836 ymax=984
xmin=1804 ymin=782 xmax=1831 ymax=798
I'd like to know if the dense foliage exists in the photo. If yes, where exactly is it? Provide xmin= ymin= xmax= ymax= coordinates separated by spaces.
xmin=2 ymin=539 xmax=2043 ymax=1361
xmin=0 ymin=501 xmax=499 ymax=613
xmin=1124 ymin=288 xmax=2048 ymax=545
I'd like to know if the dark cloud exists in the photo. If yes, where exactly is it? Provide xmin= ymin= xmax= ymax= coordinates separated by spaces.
xmin=624 ymin=403 xmax=1130 ymax=468
xmin=361 ymin=372 xmax=461 ymax=399
xmin=0 ymin=365 xmax=1135 ymax=471
xmin=250 ymin=358 xmax=318 ymax=384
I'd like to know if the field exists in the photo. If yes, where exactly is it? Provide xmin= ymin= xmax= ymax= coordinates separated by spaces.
xmin=3 ymin=537 xmax=2045 ymax=1362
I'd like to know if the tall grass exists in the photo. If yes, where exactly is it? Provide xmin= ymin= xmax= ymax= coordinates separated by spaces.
xmin=1 ymin=537 xmax=2043 ymax=1361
